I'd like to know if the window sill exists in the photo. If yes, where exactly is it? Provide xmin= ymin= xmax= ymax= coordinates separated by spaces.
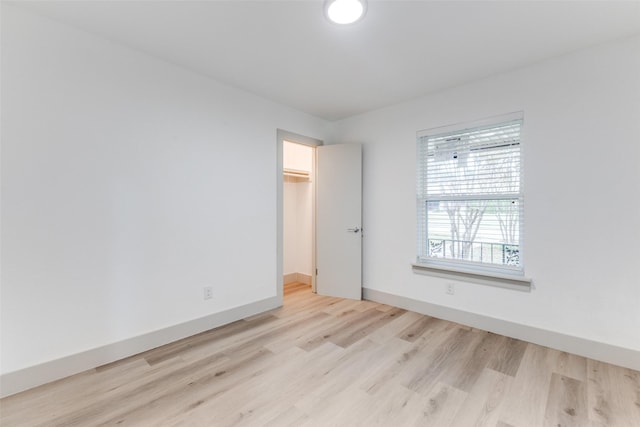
xmin=411 ymin=263 xmax=532 ymax=292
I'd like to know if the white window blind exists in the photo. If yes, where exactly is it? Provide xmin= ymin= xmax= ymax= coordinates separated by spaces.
xmin=417 ymin=113 xmax=524 ymax=274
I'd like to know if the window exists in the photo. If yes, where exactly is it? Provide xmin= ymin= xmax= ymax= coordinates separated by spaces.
xmin=417 ymin=112 xmax=524 ymax=276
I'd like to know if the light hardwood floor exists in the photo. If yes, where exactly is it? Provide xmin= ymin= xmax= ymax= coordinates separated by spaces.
xmin=1 ymin=282 xmax=639 ymax=426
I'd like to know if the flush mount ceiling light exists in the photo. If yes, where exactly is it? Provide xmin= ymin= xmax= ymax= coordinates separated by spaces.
xmin=324 ymin=0 xmax=367 ymax=25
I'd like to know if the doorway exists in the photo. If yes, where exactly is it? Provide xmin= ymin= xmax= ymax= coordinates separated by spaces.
xmin=276 ymin=130 xmax=322 ymax=304
xmin=283 ymin=140 xmax=316 ymax=295
xmin=276 ymin=130 xmax=363 ymax=305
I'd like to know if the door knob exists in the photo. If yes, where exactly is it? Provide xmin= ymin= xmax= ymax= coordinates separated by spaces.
xmin=347 ymin=227 xmax=361 ymax=233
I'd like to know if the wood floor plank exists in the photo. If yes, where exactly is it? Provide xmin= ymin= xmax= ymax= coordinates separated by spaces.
xmin=361 ymin=321 xmax=460 ymax=394
xmin=183 ymin=347 xmax=309 ymax=427
xmin=62 ymin=350 xmax=262 ymax=426
xmin=295 ymin=338 xmax=389 ymax=413
xmin=283 ymin=282 xmax=310 ymax=295
xmin=270 ymin=295 xmax=331 ymax=319
xmin=298 ymin=385 xmax=371 ymax=427
xmin=366 ymin=310 xmax=423 ymax=344
xmin=358 ymin=318 xmax=458 ymax=395
xmin=543 ymin=373 xmax=588 ymax=427
xmin=358 ymin=383 xmax=427 ymax=426
xmin=410 ymin=381 xmax=468 ymax=426
xmin=547 ymin=348 xmax=588 ymax=382
xmin=263 ymin=405 xmax=309 ymax=427
xmin=403 ymin=327 xmax=482 ymax=394
xmin=143 ymin=314 xmax=279 ymax=365
xmin=348 ymin=337 xmax=414 ymax=393
xmin=499 ymin=344 xmax=555 ymax=427
xmin=587 ymin=359 xmax=640 ymax=427
xmin=297 ymin=307 xmax=381 ymax=351
xmin=440 ymin=331 xmax=505 ymax=392
xmin=351 ymin=299 xmax=383 ymax=312
xmin=396 ymin=314 xmax=439 ymax=342
xmin=224 ymin=341 xmax=345 ymax=426
xmin=319 ymin=297 xmax=363 ymax=315
xmin=263 ymin=311 xmax=337 ymax=354
xmin=486 ymin=336 xmax=529 ymax=377
xmin=449 ymin=368 xmax=513 ymax=427
xmin=2 ymin=283 xmax=639 ymax=427
xmin=330 ymin=306 xmax=406 ymax=348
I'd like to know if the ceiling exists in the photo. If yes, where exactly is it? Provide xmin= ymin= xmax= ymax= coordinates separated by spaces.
xmin=10 ymin=0 xmax=640 ymax=121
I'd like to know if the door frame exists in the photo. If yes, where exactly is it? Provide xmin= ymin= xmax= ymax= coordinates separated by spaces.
xmin=276 ymin=129 xmax=323 ymax=304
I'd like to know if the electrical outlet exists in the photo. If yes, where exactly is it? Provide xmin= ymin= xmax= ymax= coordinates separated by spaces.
xmin=445 ymin=282 xmax=455 ymax=295
xmin=203 ymin=286 xmax=213 ymax=300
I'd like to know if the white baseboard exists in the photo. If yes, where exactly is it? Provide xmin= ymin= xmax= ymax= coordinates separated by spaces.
xmin=363 ymin=288 xmax=640 ymax=372
xmin=283 ymin=272 xmax=298 ymax=284
xmin=283 ymin=272 xmax=312 ymax=286
xmin=296 ymin=273 xmax=312 ymax=286
xmin=0 ymin=296 xmax=281 ymax=398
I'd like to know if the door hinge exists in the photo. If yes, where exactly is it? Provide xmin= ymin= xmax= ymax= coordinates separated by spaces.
xmin=316 ymin=268 xmax=318 ymax=275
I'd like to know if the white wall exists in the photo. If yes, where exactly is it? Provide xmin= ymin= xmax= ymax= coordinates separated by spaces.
xmin=283 ymin=177 xmax=299 ymax=276
xmin=295 ymin=178 xmax=313 ymax=276
xmin=0 ymin=5 xmax=328 ymax=377
xmin=331 ymin=35 xmax=640 ymax=354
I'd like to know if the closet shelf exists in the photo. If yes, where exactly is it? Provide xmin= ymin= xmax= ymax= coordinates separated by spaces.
xmin=284 ymin=168 xmax=311 ymax=181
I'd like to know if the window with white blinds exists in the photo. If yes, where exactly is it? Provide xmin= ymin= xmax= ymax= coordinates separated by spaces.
xmin=417 ymin=112 xmax=524 ymax=275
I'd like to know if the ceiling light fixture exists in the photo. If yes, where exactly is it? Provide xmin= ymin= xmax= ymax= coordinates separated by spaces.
xmin=324 ymin=0 xmax=367 ymax=25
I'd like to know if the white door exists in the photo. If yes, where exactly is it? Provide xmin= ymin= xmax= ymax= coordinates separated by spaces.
xmin=316 ymin=144 xmax=362 ymax=300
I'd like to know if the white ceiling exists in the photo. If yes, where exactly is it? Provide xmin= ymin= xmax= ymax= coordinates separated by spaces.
xmin=11 ymin=0 xmax=640 ymax=121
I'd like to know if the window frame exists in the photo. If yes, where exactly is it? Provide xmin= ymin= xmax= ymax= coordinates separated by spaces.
xmin=415 ymin=112 xmax=526 ymax=279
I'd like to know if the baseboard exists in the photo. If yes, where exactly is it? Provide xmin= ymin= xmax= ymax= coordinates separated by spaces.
xmin=0 ymin=296 xmax=281 ymax=398
xmin=283 ymin=272 xmax=311 ymax=286
xmin=283 ymin=272 xmax=298 ymax=284
xmin=363 ymin=288 xmax=640 ymax=372
xmin=296 ymin=273 xmax=312 ymax=286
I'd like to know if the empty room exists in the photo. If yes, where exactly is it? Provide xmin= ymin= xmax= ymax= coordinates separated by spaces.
xmin=1 ymin=0 xmax=639 ymax=426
